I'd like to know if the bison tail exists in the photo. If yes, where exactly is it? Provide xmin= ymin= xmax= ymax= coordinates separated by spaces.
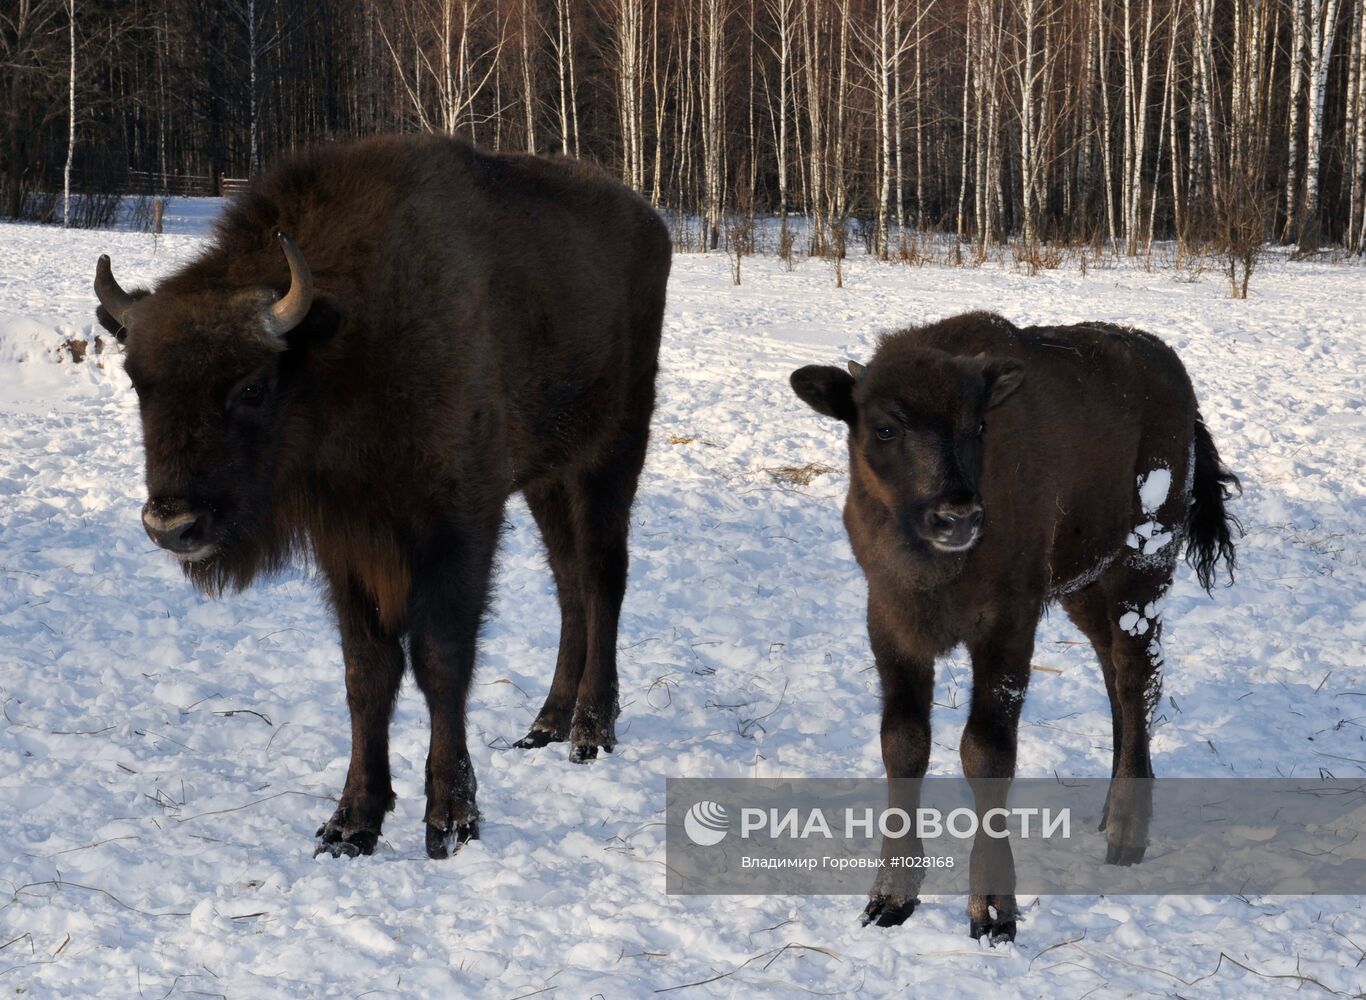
xmin=1185 ymin=412 xmax=1242 ymax=594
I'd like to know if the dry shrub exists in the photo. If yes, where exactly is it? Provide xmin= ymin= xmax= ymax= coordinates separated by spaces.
xmin=778 ymin=223 xmax=796 ymax=271
xmin=767 ymin=463 xmax=836 ymax=487
xmin=1012 ymin=240 xmax=1065 ymax=274
xmin=70 ymin=192 xmax=122 ymax=229
xmin=1216 ymin=170 xmax=1273 ymax=299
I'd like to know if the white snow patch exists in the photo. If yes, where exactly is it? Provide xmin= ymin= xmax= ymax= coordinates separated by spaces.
xmin=1119 ymin=610 xmax=1150 ymax=636
xmin=1126 ymin=520 xmax=1173 ymax=555
xmin=996 ymin=680 xmax=1026 ymax=708
xmin=1138 ymin=467 xmax=1173 ymax=515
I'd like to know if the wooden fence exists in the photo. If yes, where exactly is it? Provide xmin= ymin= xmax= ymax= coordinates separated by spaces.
xmin=123 ymin=170 xmax=250 ymax=197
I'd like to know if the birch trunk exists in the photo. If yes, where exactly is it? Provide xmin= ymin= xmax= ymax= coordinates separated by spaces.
xmin=651 ymin=0 xmax=667 ymax=203
xmin=1097 ymin=0 xmax=1119 ymax=253
xmin=1122 ymin=0 xmax=1154 ymax=252
xmin=875 ymin=0 xmax=892 ymax=257
xmin=1148 ymin=7 xmax=1177 ymax=251
xmin=1167 ymin=0 xmax=1186 ymax=243
xmin=1192 ymin=0 xmax=1219 ymax=202
xmin=1015 ymin=0 xmax=1038 ymax=252
xmin=1300 ymin=0 xmax=1343 ymax=250
xmin=701 ymin=0 xmax=726 ymax=249
xmin=567 ymin=1 xmax=580 ymax=155
xmin=833 ymin=0 xmax=850 ymax=231
xmin=802 ymin=0 xmax=827 ymax=254
xmin=554 ymin=0 xmax=570 ymax=153
xmin=765 ymin=0 xmax=794 ymax=239
xmin=63 ymin=0 xmax=74 ymax=228
xmin=914 ymin=0 xmax=925 ymax=229
xmin=1283 ymin=0 xmax=1306 ymax=240
xmin=1349 ymin=0 xmax=1366 ymax=251
xmin=956 ymin=10 xmax=972 ymax=246
xmin=520 ymin=0 xmax=536 ymax=153
xmin=894 ymin=0 xmax=905 ymax=241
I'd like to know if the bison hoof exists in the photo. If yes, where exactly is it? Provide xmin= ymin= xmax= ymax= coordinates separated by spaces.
xmin=425 ymin=819 xmax=479 ymax=860
xmin=1105 ymin=840 xmax=1148 ymax=866
xmin=861 ymin=894 xmax=918 ymax=928
xmin=969 ymin=917 xmax=1017 ymax=945
xmin=569 ymin=742 xmax=602 ymax=763
xmin=514 ymin=726 xmax=565 ymax=750
xmin=314 ymin=832 xmax=377 ymax=859
xmin=1101 ymin=780 xmax=1151 ymax=864
xmin=568 ymin=709 xmax=617 ymax=764
xmin=314 ymin=809 xmax=381 ymax=859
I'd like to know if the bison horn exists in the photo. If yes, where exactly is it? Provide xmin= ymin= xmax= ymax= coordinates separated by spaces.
xmin=94 ymin=255 xmax=137 ymax=329
xmin=263 ymin=232 xmax=314 ymax=346
xmin=847 ymin=360 xmax=867 ymax=380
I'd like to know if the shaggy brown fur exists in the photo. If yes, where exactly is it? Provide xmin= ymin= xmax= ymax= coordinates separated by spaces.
xmin=96 ymin=134 xmax=671 ymax=859
xmin=791 ymin=311 xmax=1239 ymax=942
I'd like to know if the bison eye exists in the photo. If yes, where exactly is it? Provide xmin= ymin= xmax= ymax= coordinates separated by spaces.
xmin=875 ymin=425 xmax=896 ymax=441
xmin=238 ymin=383 xmax=264 ymax=406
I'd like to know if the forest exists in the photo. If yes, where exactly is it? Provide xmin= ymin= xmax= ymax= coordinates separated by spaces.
xmin=4 ymin=0 xmax=1365 ymax=265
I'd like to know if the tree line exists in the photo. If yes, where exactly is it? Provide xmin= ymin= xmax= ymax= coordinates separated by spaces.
xmin=4 ymin=0 xmax=1365 ymax=260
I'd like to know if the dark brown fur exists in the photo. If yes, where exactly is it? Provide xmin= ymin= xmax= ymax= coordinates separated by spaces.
xmin=97 ymin=134 xmax=671 ymax=858
xmin=791 ymin=311 xmax=1239 ymax=941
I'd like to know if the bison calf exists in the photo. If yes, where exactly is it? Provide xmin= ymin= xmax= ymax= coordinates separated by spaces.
xmin=790 ymin=312 xmax=1239 ymax=942
xmin=94 ymin=135 xmax=670 ymax=859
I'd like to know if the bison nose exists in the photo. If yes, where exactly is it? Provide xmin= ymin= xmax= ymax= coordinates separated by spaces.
xmin=925 ymin=503 xmax=984 ymax=550
xmin=142 ymin=500 xmax=214 ymax=555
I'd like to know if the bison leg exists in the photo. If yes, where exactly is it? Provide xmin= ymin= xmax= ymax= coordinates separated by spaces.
xmin=410 ymin=521 xmax=499 ymax=859
xmin=961 ymin=616 xmax=1037 ymax=944
xmin=515 ymin=479 xmax=587 ymax=748
xmin=861 ymin=607 xmax=935 ymax=928
xmin=566 ymin=425 xmax=650 ymax=764
xmin=1096 ymin=567 xmax=1167 ymax=867
xmin=1062 ymin=585 xmax=1122 ymax=793
xmin=315 ymin=576 xmax=405 ymax=858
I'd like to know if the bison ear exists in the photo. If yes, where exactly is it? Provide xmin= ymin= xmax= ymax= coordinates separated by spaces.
xmin=981 ymin=358 xmax=1024 ymax=409
xmin=282 ymin=294 xmax=345 ymax=350
xmin=790 ymin=365 xmax=857 ymax=424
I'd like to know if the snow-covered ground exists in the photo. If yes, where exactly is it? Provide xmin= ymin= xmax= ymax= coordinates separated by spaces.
xmin=2 ymin=207 xmax=1364 ymax=997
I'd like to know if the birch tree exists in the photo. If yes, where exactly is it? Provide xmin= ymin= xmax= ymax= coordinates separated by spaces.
xmin=1283 ymin=0 xmax=1306 ymax=240
xmin=699 ymin=0 xmax=727 ymax=249
xmin=1218 ymin=0 xmax=1278 ymax=295
xmin=609 ymin=0 xmax=646 ymax=189
xmin=1009 ymin=0 xmax=1055 ymax=256
xmin=222 ymin=0 xmax=300 ymax=173
xmin=760 ymin=0 xmax=796 ymax=247
xmin=547 ymin=0 xmax=578 ymax=154
xmin=377 ymin=0 xmax=505 ymax=138
xmin=1299 ymin=0 xmax=1343 ymax=250
xmin=61 ymin=0 xmax=73 ymax=228
xmin=800 ymin=0 xmax=828 ymax=253
xmin=1121 ymin=0 xmax=1157 ymax=253
xmin=7 ymin=0 xmax=1366 ymax=251
xmin=518 ymin=0 xmax=537 ymax=153
xmin=1348 ymin=0 xmax=1366 ymax=252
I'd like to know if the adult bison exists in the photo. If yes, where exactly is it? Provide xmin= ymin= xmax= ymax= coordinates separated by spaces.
xmin=790 ymin=312 xmax=1239 ymax=942
xmin=94 ymin=134 xmax=671 ymax=859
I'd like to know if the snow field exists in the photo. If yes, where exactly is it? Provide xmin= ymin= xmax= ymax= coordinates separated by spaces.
xmin=2 ymin=215 xmax=1364 ymax=996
